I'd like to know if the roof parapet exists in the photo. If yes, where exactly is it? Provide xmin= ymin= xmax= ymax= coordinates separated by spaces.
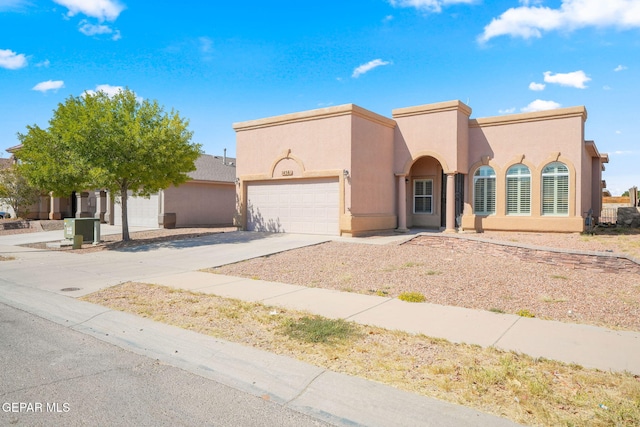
xmin=470 ymin=106 xmax=587 ymax=128
xmin=233 ymin=103 xmax=396 ymax=132
xmin=392 ymin=100 xmax=472 ymax=119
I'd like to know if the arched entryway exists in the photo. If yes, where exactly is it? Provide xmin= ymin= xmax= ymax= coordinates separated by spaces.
xmin=397 ymin=154 xmax=463 ymax=232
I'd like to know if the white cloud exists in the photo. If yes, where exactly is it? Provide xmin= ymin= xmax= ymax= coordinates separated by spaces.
xmin=36 ymin=59 xmax=50 ymax=68
xmin=543 ymin=70 xmax=590 ymax=88
xmin=79 ymin=20 xmax=112 ymax=35
xmin=529 ymin=82 xmax=545 ymax=91
xmin=521 ymin=99 xmax=562 ymax=112
xmin=479 ymin=0 xmax=640 ymax=43
xmin=352 ymin=59 xmax=391 ymax=78
xmin=78 ymin=20 xmax=121 ymax=40
xmin=603 ymin=85 xmax=612 ymax=90
xmin=84 ymin=84 xmax=124 ymax=97
xmin=53 ymin=0 xmax=125 ymax=21
xmin=614 ymin=64 xmax=628 ymax=71
xmin=615 ymin=130 xmax=622 ymax=134
xmin=388 ymin=0 xmax=475 ymax=13
xmin=0 ymin=49 xmax=27 ymax=69
xmin=32 ymin=80 xmax=65 ymax=93
xmin=84 ymin=84 xmax=141 ymax=101
xmin=383 ymin=15 xmax=394 ymax=23
xmin=499 ymin=107 xmax=516 ymax=114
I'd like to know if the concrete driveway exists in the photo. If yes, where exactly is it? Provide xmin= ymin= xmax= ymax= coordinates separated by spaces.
xmin=0 ymin=229 xmax=332 ymax=297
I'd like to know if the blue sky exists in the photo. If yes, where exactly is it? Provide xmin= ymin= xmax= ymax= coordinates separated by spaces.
xmin=1 ymin=0 xmax=639 ymax=195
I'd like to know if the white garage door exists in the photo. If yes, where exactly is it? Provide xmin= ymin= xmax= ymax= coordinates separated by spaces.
xmin=246 ymin=179 xmax=339 ymax=235
xmin=114 ymin=192 xmax=160 ymax=228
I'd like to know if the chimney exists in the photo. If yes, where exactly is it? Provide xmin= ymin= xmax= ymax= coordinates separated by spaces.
xmin=223 ymin=148 xmax=227 ymax=165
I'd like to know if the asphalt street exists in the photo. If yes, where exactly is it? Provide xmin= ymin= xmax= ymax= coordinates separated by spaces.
xmin=0 ymin=302 xmax=330 ymax=427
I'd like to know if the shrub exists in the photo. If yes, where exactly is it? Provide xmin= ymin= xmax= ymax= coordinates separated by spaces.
xmin=516 ymin=309 xmax=535 ymax=318
xmin=398 ymin=292 xmax=426 ymax=303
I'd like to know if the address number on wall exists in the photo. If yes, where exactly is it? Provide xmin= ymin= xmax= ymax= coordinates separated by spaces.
xmin=281 ymin=170 xmax=294 ymax=176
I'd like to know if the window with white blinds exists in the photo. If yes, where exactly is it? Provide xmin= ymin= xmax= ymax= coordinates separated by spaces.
xmin=542 ymin=162 xmax=569 ymax=215
xmin=473 ymin=166 xmax=496 ymax=215
xmin=506 ymin=164 xmax=531 ymax=215
xmin=413 ymin=179 xmax=433 ymax=214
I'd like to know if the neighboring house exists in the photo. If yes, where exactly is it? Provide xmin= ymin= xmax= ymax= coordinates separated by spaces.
xmin=233 ymin=100 xmax=608 ymax=236
xmin=2 ymin=147 xmax=237 ymax=228
xmin=111 ymin=153 xmax=236 ymax=228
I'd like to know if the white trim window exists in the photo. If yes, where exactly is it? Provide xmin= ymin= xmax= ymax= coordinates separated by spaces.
xmin=506 ymin=164 xmax=531 ymax=215
xmin=542 ymin=162 xmax=569 ymax=215
xmin=413 ymin=179 xmax=433 ymax=214
xmin=473 ymin=166 xmax=496 ymax=215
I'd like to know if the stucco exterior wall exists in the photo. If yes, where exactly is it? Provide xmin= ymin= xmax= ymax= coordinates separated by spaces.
xmin=392 ymin=101 xmax=471 ymax=174
xmin=163 ymin=181 xmax=235 ymax=227
xmin=235 ymin=107 xmax=355 ymax=179
xmin=348 ymin=114 xmax=396 ymax=232
xmin=461 ymin=107 xmax=588 ymax=232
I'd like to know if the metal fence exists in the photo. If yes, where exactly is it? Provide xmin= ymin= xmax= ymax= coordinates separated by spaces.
xmin=599 ymin=207 xmax=618 ymax=224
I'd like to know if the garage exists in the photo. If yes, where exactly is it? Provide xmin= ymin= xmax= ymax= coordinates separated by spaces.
xmin=113 ymin=192 xmax=160 ymax=228
xmin=246 ymin=178 xmax=339 ymax=235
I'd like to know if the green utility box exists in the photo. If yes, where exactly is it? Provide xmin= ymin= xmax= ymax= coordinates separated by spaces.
xmin=64 ymin=218 xmax=100 ymax=242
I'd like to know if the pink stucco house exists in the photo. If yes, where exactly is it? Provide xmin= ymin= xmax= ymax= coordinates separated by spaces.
xmin=233 ymin=100 xmax=608 ymax=236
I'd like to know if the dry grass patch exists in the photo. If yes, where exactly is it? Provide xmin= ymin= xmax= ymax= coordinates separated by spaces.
xmin=0 ymin=255 xmax=15 ymax=261
xmin=82 ymin=282 xmax=640 ymax=427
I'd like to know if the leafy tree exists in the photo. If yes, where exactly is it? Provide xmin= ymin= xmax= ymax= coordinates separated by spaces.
xmin=18 ymin=89 xmax=202 ymax=241
xmin=0 ymin=165 xmax=41 ymax=219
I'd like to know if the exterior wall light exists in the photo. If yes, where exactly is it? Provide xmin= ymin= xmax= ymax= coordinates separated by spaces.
xmin=343 ymin=169 xmax=349 ymax=177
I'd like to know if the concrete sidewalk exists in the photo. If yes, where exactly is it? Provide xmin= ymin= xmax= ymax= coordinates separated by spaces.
xmin=148 ymin=271 xmax=640 ymax=375
xmin=0 ymin=281 xmax=521 ymax=427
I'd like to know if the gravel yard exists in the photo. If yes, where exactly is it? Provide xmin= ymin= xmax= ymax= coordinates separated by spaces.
xmin=212 ymin=231 xmax=640 ymax=332
xmin=9 ymin=221 xmax=640 ymax=332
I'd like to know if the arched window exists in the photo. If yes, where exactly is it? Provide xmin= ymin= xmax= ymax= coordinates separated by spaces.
xmin=506 ymin=164 xmax=531 ymax=215
xmin=542 ymin=162 xmax=569 ymax=215
xmin=473 ymin=166 xmax=496 ymax=215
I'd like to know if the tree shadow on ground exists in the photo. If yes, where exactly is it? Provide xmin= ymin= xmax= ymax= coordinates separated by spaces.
xmin=110 ymin=230 xmax=283 ymax=253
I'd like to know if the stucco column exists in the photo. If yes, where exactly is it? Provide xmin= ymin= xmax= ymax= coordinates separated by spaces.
xmin=49 ymin=192 xmax=61 ymax=220
xmin=396 ymin=174 xmax=408 ymax=232
xmin=95 ymin=190 xmax=106 ymax=223
xmin=76 ymin=191 xmax=91 ymax=218
xmin=104 ymin=191 xmax=115 ymax=225
xmin=445 ymin=172 xmax=456 ymax=233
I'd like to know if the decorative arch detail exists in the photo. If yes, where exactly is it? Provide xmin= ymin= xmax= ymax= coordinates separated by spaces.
xmin=538 ymin=154 xmax=575 ymax=178
xmin=503 ymin=154 xmax=536 ymax=175
xmin=401 ymin=150 xmax=451 ymax=175
xmin=468 ymin=157 xmax=501 ymax=178
xmin=269 ymin=149 xmax=306 ymax=178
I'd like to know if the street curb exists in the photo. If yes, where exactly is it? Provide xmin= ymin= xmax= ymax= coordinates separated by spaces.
xmin=0 ymin=282 xmax=522 ymax=427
